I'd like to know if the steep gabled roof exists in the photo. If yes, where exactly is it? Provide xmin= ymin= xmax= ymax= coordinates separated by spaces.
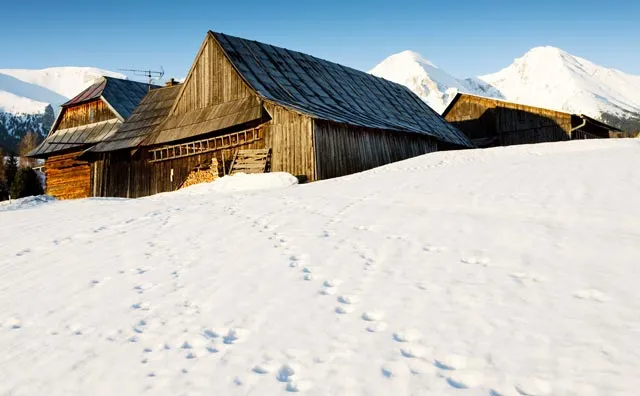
xmin=28 ymin=119 xmax=121 ymax=157
xmin=28 ymin=77 xmax=157 ymax=158
xmin=91 ymin=85 xmax=182 ymax=152
xmin=211 ymin=32 xmax=473 ymax=148
xmin=63 ymin=76 xmax=156 ymax=120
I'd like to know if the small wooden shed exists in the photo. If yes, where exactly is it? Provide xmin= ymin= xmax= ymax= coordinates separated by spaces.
xmin=442 ymin=93 xmax=621 ymax=148
xmin=28 ymin=77 xmax=153 ymax=199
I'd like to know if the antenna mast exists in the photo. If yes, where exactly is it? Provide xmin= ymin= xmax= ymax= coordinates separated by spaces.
xmin=118 ymin=67 xmax=165 ymax=89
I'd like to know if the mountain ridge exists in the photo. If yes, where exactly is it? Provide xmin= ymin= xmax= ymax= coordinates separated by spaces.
xmin=0 ymin=67 xmax=127 ymax=153
xmin=370 ymin=46 xmax=640 ymax=132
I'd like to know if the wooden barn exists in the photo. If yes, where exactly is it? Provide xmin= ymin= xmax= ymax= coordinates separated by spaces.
xmin=31 ymin=31 xmax=473 ymax=199
xmin=442 ymin=93 xmax=622 ymax=148
xmin=28 ymin=77 xmax=154 ymax=199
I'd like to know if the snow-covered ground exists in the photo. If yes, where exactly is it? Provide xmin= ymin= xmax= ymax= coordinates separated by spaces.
xmin=1 ymin=140 xmax=640 ymax=395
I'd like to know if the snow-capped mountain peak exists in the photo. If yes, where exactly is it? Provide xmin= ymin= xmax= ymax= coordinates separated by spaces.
xmin=0 ymin=66 xmax=127 ymax=152
xmin=0 ymin=67 xmax=126 ymax=99
xmin=479 ymin=46 xmax=640 ymax=121
xmin=370 ymin=50 xmax=469 ymax=113
xmin=371 ymin=46 xmax=640 ymax=131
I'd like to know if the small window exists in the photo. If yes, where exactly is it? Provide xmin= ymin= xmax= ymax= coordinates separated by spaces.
xmin=89 ymin=108 xmax=96 ymax=122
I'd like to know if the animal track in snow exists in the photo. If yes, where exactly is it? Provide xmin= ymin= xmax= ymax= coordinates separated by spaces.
xmin=510 ymin=272 xmax=546 ymax=284
xmin=276 ymin=363 xmax=300 ymax=382
xmin=573 ymin=289 xmax=611 ymax=302
xmin=446 ymin=370 xmax=485 ymax=389
xmin=335 ymin=306 xmax=354 ymax=314
xmin=320 ymin=287 xmax=337 ymax=296
xmin=381 ymin=360 xmax=410 ymax=378
xmin=392 ymin=329 xmax=423 ymax=343
xmin=131 ymin=302 xmax=151 ymax=311
xmin=133 ymin=283 xmax=154 ymax=294
xmin=323 ymin=279 xmax=342 ymax=288
xmin=252 ymin=360 xmax=278 ymax=374
xmin=337 ymin=295 xmax=359 ymax=305
xmin=361 ymin=311 xmax=384 ymax=322
xmin=400 ymin=345 xmax=427 ymax=359
xmin=514 ymin=377 xmax=552 ymax=395
xmin=423 ymin=245 xmax=447 ymax=252
xmin=286 ymin=379 xmax=312 ymax=392
xmin=15 ymin=248 xmax=31 ymax=257
xmin=223 ymin=328 xmax=249 ymax=344
xmin=366 ymin=322 xmax=388 ymax=333
xmin=461 ymin=257 xmax=491 ymax=266
xmin=4 ymin=317 xmax=22 ymax=329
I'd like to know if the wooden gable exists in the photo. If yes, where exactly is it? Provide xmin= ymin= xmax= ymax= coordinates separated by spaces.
xmin=170 ymin=33 xmax=256 ymax=115
xmin=56 ymin=99 xmax=118 ymax=130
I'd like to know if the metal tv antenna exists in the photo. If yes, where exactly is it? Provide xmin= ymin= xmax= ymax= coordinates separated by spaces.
xmin=118 ymin=67 xmax=165 ymax=89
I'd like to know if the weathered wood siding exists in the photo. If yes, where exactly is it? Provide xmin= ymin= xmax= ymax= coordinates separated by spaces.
xmin=171 ymin=35 xmax=255 ymax=115
xmin=44 ymin=151 xmax=91 ymax=199
xmin=58 ymin=99 xmax=118 ymax=129
xmin=98 ymin=130 xmax=265 ymax=198
xmin=314 ymin=120 xmax=438 ymax=180
xmin=444 ymin=95 xmax=572 ymax=147
xmin=263 ymin=102 xmax=315 ymax=181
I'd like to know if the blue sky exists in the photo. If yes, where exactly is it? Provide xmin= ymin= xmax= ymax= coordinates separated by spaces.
xmin=1 ymin=0 xmax=638 ymax=82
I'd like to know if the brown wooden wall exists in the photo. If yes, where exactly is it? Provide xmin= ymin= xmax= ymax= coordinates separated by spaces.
xmin=45 ymin=151 xmax=91 ymax=199
xmin=313 ymin=120 xmax=438 ymax=180
xmin=444 ymin=96 xmax=572 ymax=147
xmin=171 ymin=35 xmax=255 ymax=115
xmin=263 ymin=102 xmax=316 ymax=181
xmin=96 ymin=130 xmax=265 ymax=198
xmin=57 ymin=99 xmax=118 ymax=129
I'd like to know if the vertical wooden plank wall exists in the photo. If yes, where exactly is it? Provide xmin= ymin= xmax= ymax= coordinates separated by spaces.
xmin=44 ymin=151 xmax=92 ymax=199
xmin=263 ymin=102 xmax=316 ymax=181
xmin=172 ymin=35 xmax=254 ymax=115
xmin=445 ymin=95 xmax=573 ymax=146
xmin=57 ymin=100 xmax=118 ymax=129
xmin=314 ymin=120 xmax=438 ymax=180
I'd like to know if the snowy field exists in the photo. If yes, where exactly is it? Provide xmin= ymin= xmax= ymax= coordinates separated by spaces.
xmin=1 ymin=140 xmax=640 ymax=395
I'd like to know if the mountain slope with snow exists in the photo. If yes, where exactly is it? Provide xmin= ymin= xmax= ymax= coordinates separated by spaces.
xmin=0 ymin=67 xmax=125 ymax=152
xmin=479 ymin=46 xmax=640 ymax=121
xmin=369 ymin=51 xmax=476 ymax=113
xmin=0 ymin=67 xmax=126 ymax=99
xmin=1 ymin=139 xmax=640 ymax=395
xmin=371 ymin=47 xmax=640 ymax=130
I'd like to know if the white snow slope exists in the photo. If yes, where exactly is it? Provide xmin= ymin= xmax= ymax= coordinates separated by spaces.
xmin=0 ymin=67 xmax=126 ymax=115
xmin=371 ymin=46 xmax=640 ymax=121
xmin=2 ymin=140 xmax=640 ymax=395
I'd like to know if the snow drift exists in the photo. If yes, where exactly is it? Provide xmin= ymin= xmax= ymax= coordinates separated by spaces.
xmin=1 ymin=140 xmax=639 ymax=395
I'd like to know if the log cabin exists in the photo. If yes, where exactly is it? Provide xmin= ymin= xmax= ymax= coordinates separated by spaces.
xmin=28 ymin=77 xmax=155 ymax=199
xmin=442 ymin=93 xmax=622 ymax=148
xmin=31 ymin=31 xmax=474 ymax=198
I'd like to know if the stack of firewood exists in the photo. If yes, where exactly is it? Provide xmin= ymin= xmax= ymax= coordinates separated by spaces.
xmin=179 ymin=158 xmax=220 ymax=189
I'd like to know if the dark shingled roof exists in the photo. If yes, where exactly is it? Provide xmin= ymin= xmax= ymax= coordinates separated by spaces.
xmin=28 ymin=76 xmax=157 ymax=157
xmin=147 ymin=96 xmax=264 ymax=145
xmin=63 ymin=76 xmax=157 ymax=120
xmin=91 ymin=85 xmax=181 ymax=152
xmin=212 ymin=31 xmax=473 ymax=148
xmin=29 ymin=119 xmax=121 ymax=157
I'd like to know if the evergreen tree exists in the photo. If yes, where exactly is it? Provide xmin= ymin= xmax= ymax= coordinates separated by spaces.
xmin=10 ymin=167 xmax=44 ymax=199
xmin=18 ymin=131 xmax=40 ymax=168
xmin=0 ymin=148 xmax=6 ymax=201
xmin=5 ymin=153 xmax=18 ymax=191
xmin=42 ymin=105 xmax=55 ymax=132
